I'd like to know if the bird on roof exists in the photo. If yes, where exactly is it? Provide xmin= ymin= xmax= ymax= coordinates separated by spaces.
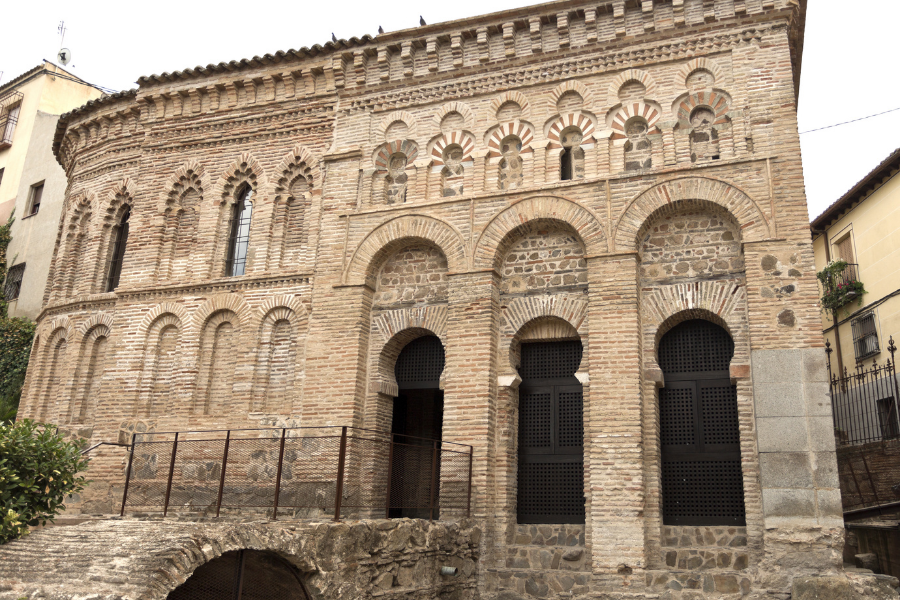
xmin=331 ymin=32 xmax=338 ymax=42
xmin=419 ymin=16 xmax=426 ymax=26
xmin=378 ymin=25 xmax=384 ymax=34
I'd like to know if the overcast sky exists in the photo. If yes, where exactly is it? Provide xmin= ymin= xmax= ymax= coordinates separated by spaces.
xmin=2 ymin=0 xmax=897 ymax=221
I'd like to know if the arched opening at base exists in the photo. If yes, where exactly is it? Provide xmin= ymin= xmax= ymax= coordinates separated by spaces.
xmin=390 ymin=335 xmax=445 ymax=519
xmin=658 ymin=319 xmax=746 ymax=526
xmin=167 ymin=549 xmax=310 ymax=600
xmin=517 ymin=340 xmax=585 ymax=524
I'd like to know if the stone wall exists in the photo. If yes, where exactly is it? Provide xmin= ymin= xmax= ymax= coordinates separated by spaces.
xmin=0 ymin=518 xmax=481 ymax=600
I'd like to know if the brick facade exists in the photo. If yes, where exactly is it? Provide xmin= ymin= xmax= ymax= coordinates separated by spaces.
xmin=11 ymin=0 xmax=868 ymax=598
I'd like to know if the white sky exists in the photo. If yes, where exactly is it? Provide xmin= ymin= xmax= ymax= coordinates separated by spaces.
xmin=2 ymin=0 xmax=898 ymax=221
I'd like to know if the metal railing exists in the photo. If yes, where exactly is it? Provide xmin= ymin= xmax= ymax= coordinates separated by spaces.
xmin=0 ymin=91 xmax=22 ymax=149
xmin=828 ymin=336 xmax=900 ymax=446
xmin=120 ymin=425 xmax=473 ymax=521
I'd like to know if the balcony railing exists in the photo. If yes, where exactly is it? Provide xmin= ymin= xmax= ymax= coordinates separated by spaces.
xmin=120 ymin=425 xmax=473 ymax=521
xmin=821 ymin=262 xmax=863 ymax=311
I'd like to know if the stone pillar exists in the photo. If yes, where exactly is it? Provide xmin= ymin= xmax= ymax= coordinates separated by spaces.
xmin=585 ymin=252 xmax=645 ymax=579
xmin=743 ymin=240 xmax=843 ymax=583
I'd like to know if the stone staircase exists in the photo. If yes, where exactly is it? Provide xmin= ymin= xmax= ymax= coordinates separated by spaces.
xmin=484 ymin=524 xmax=592 ymax=598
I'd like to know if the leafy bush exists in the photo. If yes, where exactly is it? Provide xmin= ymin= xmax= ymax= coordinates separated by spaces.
xmin=817 ymin=259 xmax=867 ymax=314
xmin=0 ymin=420 xmax=90 ymax=544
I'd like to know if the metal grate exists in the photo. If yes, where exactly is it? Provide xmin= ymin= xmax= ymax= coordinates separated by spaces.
xmin=658 ymin=320 xmax=733 ymax=374
xmin=225 ymin=187 xmax=253 ymax=277
xmin=519 ymin=391 xmax=552 ymax=448
xmin=4 ymin=263 xmax=25 ymax=301
xmin=520 ymin=341 xmax=582 ymax=379
xmin=517 ymin=462 xmax=585 ymax=524
xmin=518 ymin=341 xmax=585 ymax=524
xmin=661 ymin=460 xmax=745 ymax=525
xmin=395 ymin=335 xmax=445 ymax=389
xmin=659 ymin=320 xmax=745 ymax=526
xmin=701 ymin=385 xmax=740 ymax=445
xmin=852 ymin=313 xmax=879 ymax=361
xmin=167 ymin=549 xmax=311 ymax=600
xmin=659 ymin=386 xmax=695 ymax=446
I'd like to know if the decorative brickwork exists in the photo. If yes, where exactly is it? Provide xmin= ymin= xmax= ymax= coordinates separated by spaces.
xmin=11 ymin=1 xmax=871 ymax=598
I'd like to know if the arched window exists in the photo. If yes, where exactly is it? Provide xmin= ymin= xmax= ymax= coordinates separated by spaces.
xmin=225 ymin=186 xmax=253 ymax=277
xmin=658 ymin=319 xmax=745 ymax=525
xmin=105 ymin=207 xmax=130 ymax=292
xmin=559 ymin=127 xmax=584 ymax=181
xmin=624 ymin=118 xmax=652 ymax=171
xmin=689 ymin=107 xmax=720 ymax=163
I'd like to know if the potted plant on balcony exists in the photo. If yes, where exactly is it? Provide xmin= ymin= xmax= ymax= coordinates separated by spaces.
xmin=817 ymin=260 xmax=867 ymax=314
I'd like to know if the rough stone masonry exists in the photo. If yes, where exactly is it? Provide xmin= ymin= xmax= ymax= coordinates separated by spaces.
xmin=4 ymin=0 xmax=898 ymax=598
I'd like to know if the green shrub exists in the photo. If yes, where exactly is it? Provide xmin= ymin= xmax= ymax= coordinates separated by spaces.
xmin=0 ymin=420 xmax=90 ymax=544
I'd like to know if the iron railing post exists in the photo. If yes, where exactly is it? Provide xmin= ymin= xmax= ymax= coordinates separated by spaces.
xmin=216 ymin=430 xmax=231 ymax=518
xmin=163 ymin=432 xmax=179 ymax=517
xmin=466 ymin=445 xmax=474 ymax=517
xmin=384 ymin=433 xmax=395 ymax=519
xmin=120 ymin=432 xmax=136 ymax=516
xmin=889 ymin=337 xmax=900 ymax=436
xmin=428 ymin=440 xmax=438 ymax=521
xmin=334 ymin=426 xmax=348 ymax=522
xmin=272 ymin=428 xmax=287 ymax=521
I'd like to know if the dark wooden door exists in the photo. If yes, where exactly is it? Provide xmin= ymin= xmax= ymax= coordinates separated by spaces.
xmin=658 ymin=320 xmax=746 ymax=526
xmin=517 ymin=341 xmax=585 ymax=524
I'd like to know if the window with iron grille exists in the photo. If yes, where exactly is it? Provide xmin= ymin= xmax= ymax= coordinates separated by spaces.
xmin=876 ymin=398 xmax=900 ymax=440
xmin=4 ymin=263 xmax=25 ymax=301
xmin=105 ymin=207 xmax=130 ymax=292
xmin=27 ymin=182 xmax=43 ymax=216
xmin=0 ymin=102 xmax=21 ymax=149
xmin=852 ymin=312 xmax=879 ymax=360
xmin=225 ymin=187 xmax=253 ymax=277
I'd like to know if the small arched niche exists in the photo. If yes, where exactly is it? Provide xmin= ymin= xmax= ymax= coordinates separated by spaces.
xmin=167 ymin=549 xmax=311 ymax=600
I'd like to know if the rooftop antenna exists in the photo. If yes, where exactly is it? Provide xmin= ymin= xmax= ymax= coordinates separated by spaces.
xmin=57 ymin=21 xmax=71 ymax=67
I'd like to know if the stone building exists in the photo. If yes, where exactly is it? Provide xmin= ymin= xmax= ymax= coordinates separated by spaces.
xmin=5 ymin=0 xmax=894 ymax=598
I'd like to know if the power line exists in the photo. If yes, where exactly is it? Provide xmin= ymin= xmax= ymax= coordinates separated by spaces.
xmin=800 ymin=107 xmax=900 ymax=135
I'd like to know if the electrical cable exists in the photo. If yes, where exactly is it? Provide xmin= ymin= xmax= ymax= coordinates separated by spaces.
xmin=800 ymin=107 xmax=900 ymax=135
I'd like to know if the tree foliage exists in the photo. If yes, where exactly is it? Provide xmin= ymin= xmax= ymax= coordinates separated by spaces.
xmin=0 ymin=419 xmax=90 ymax=544
xmin=0 ymin=212 xmax=36 ymax=421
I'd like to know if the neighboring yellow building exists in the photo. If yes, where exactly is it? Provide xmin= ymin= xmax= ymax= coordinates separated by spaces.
xmin=0 ymin=61 xmax=103 ymax=319
xmin=812 ymin=147 xmax=900 ymax=377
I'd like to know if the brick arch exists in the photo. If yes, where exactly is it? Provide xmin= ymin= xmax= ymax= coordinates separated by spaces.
xmin=549 ymin=80 xmax=595 ymax=110
xmin=429 ymin=131 xmax=476 ymax=165
xmin=376 ymin=110 xmax=418 ymax=141
xmin=344 ymin=215 xmax=467 ymax=286
xmin=158 ymin=159 xmax=206 ymax=213
xmin=490 ymin=91 xmax=532 ymax=119
xmin=373 ymin=140 xmax=419 ymax=171
xmin=253 ymin=295 xmax=309 ymax=332
xmin=546 ymin=112 xmax=597 ymax=149
xmin=191 ymin=295 xmax=252 ymax=332
xmin=613 ymin=177 xmax=771 ymax=252
xmin=69 ymin=322 xmax=112 ymax=423
xmin=677 ymin=57 xmax=724 ymax=89
xmin=77 ymin=313 xmax=115 ymax=337
xmin=373 ymin=326 xmax=447 ymax=397
xmin=641 ymin=283 xmax=749 ymax=375
xmin=210 ymin=152 xmax=268 ymax=206
xmin=139 ymin=302 xmax=189 ymax=335
xmin=136 ymin=311 xmax=185 ymax=417
xmin=273 ymin=145 xmax=322 ymax=192
xmin=474 ymin=196 xmax=607 ymax=271
xmin=433 ymin=101 xmax=475 ymax=131
xmin=485 ymin=120 xmax=534 ymax=158
xmin=35 ymin=325 xmax=71 ymax=421
xmin=672 ymin=90 xmax=732 ymax=123
xmin=372 ymin=305 xmax=448 ymax=346
xmin=607 ymin=100 xmax=663 ymax=139
xmin=607 ymin=68 xmax=660 ymax=105
xmin=501 ymin=298 xmax=588 ymax=376
xmin=251 ymin=298 xmax=309 ymax=414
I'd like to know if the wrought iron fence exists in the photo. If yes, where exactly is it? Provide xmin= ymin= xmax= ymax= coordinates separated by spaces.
xmin=120 ymin=426 xmax=473 ymax=521
xmin=828 ymin=336 xmax=900 ymax=446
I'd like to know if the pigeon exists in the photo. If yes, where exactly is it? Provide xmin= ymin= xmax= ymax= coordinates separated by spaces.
xmin=419 ymin=16 xmax=426 ymax=26
xmin=378 ymin=25 xmax=384 ymax=34
xmin=331 ymin=32 xmax=338 ymax=42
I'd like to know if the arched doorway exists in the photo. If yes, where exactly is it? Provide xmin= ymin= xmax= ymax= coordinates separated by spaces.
xmin=517 ymin=340 xmax=585 ymax=524
xmin=658 ymin=319 xmax=746 ymax=526
xmin=390 ymin=335 xmax=445 ymax=518
xmin=167 ymin=549 xmax=311 ymax=600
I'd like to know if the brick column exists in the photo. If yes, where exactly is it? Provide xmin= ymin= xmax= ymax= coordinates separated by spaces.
xmin=442 ymin=270 xmax=500 ymax=520
xmin=585 ymin=252 xmax=645 ymax=575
